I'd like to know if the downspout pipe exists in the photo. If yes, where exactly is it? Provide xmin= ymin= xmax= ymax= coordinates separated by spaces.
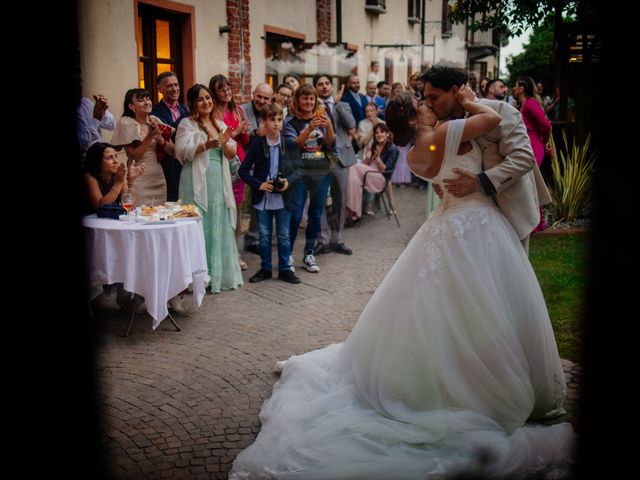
xmin=336 ymin=0 xmax=342 ymax=44
xmin=420 ymin=0 xmax=426 ymax=68
xmin=238 ymin=0 xmax=244 ymax=86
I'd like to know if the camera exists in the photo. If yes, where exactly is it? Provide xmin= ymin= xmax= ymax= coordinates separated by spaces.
xmin=271 ymin=172 xmax=286 ymax=191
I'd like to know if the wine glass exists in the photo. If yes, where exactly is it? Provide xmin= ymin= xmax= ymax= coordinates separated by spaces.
xmin=121 ymin=190 xmax=134 ymax=222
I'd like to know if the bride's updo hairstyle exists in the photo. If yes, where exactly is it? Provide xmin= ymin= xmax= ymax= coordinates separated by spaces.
xmin=385 ymin=92 xmax=418 ymax=147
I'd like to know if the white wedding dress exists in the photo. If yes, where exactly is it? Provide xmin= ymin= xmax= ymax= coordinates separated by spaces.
xmin=229 ymin=120 xmax=574 ymax=479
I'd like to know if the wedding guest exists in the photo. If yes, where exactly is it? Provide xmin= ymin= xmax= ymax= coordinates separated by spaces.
xmin=314 ymin=73 xmax=357 ymax=256
xmin=240 ymin=83 xmax=274 ymax=256
xmin=408 ymin=72 xmax=423 ymax=100
xmin=367 ymin=60 xmax=381 ymax=84
xmin=365 ymin=81 xmax=386 ymax=119
xmin=274 ymin=83 xmax=293 ymax=118
xmin=467 ymin=71 xmax=479 ymax=95
xmin=283 ymin=73 xmax=301 ymax=93
xmin=210 ymin=74 xmax=251 ymax=271
xmin=365 ymin=81 xmax=378 ymax=104
xmin=239 ymin=103 xmax=303 ymax=284
xmin=545 ymin=86 xmax=562 ymax=121
xmin=537 ymin=82 xmax=551 ymax=110
xmin=84 ymin=142 xmax=144 ymax=310
xmin=151 ymin=71 xmax=189 ymax=202
xmin=377 ymin=80 xmax=391 ymax=107
xmin=340 ymin=75 xmax=367 ymax=124
xmin=388 ymin=93 xmax=415 ymax=188
xmin=354 ymin=102 xmax=384 ymax=155
xmin=111 ymin=88 xmax=175 ymax=207
xmin=346 ymin=123 xmax=398 ymax=220
xmin=391 ymin=82 xmax=404 ymax=99
xmin=77 ymin=94 xmax=115 ymax=165
xmin=83 ymin=142 xmax=144 ymax=212
xmin=175 ymin=84 xmax=243 ymax=293
xmin=479 ymin=77 xmax=490 ymax=98
xmin=513 ymin=76 xmax=552 ymax=232
xmin=284 ymin=83 xmax=335 ymax=273
xmin=485 ymin=79 xmax=507 ymax=101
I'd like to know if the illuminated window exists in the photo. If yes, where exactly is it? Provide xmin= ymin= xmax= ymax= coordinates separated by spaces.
xmin=138 ymin=4 xmax=182 ymax=103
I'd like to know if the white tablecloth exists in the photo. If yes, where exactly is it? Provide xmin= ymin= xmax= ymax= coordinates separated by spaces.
xmin=83 ymin=215 xmax=210 ymax=329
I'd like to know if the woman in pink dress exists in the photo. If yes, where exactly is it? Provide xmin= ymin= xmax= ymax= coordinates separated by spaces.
xmin=210 ymin=74 xmax=251 ymax=269
xmin=514 ymin=76 xmax=551 ymax=231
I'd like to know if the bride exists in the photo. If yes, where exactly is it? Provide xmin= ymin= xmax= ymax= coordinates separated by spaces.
xmin=229 ymin=87 xmax=574 ymax=479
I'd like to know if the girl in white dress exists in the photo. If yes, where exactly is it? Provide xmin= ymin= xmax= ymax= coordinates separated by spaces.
xmin=229 ymin=88 xmax=573 ymax=480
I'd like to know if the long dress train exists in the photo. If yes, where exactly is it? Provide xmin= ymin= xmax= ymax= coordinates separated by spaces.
xmin=229 ymin=119 xmax=574 ymax=479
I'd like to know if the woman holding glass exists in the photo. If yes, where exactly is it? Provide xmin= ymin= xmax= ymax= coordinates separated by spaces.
xmin=84 ymin=141 xmax=145 ymax=309
xmin=83 ymin=142 xmax=144 ymax=213
xmin=175 ymin=84 xmax=243 ymax=293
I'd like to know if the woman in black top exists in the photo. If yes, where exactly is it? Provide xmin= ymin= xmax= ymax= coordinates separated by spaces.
xmin=282 ymin=84 xmax=335 ymax=273
xmin=84 ymin=142 xmax=145 ymax=212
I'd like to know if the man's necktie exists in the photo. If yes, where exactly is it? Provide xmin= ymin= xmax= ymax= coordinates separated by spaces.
xmin=324 ymin=100 xmax=335 ymax=128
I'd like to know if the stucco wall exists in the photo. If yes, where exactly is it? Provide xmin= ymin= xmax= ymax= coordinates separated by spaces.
xmin=249 ymin=0 xmax=317 ymax=89
xmin=78 ymin=0 xmax=139 ymax=127
xmin=78 ymin=0 xmax=228 ymax=129
xmin=193 ymin=0 xmax=228 ymax=84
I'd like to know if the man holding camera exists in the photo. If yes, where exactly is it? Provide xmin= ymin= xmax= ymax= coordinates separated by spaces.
xmin=239 ymin=103 xmax=303 ymax=284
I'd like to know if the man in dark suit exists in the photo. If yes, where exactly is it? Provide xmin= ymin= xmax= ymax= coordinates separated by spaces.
xmin=340 ymin=74 xmax=368 ymax=125
xmin=313 ymin=74 xmax=356 ymax=255
xmin=151 ymin=71 xmax=189 ymax=201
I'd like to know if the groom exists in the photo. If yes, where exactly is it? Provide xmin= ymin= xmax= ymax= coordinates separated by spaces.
xmin=419 ymin=66 xmax=550 ymax=251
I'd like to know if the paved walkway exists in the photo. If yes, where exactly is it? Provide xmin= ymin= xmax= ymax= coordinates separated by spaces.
xmin=94 ymin=186 xmax=580 ymax=480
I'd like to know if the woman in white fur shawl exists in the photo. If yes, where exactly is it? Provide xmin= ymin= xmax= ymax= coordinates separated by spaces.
xmin=175 ymin=84 xmax=243 ymax=293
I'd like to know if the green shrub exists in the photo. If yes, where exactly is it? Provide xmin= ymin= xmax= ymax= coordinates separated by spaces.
xmin=548 ymin=130 xmax=596 ymax=222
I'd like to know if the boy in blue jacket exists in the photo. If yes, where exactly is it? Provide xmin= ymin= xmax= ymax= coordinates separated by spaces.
xmin=239 ymin=103 xmax=303 ymax=283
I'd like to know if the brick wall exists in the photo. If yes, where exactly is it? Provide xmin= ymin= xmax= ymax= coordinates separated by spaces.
xmin=226 ymin=0 xmax=252 ymax=103
xmin=316 ymin=0 xmax=331 ymax=43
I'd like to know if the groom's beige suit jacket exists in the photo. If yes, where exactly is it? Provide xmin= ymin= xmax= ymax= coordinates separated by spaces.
xmin=475 ymin=99 xmax=552 ymax=240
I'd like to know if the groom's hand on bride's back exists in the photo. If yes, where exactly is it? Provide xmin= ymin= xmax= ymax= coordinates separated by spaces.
xmin=443 ymin=168 xmax=481 ymax=197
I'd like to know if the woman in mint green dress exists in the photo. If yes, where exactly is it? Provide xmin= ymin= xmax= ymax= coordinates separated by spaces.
xmin=425 ymin=182 xmax=441 ymax=217
xmin=175 ymin=84 xmax=243 ymax=293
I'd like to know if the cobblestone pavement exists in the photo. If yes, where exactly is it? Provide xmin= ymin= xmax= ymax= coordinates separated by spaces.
xmin=93 ymin=186 xmax=581 ymax=479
